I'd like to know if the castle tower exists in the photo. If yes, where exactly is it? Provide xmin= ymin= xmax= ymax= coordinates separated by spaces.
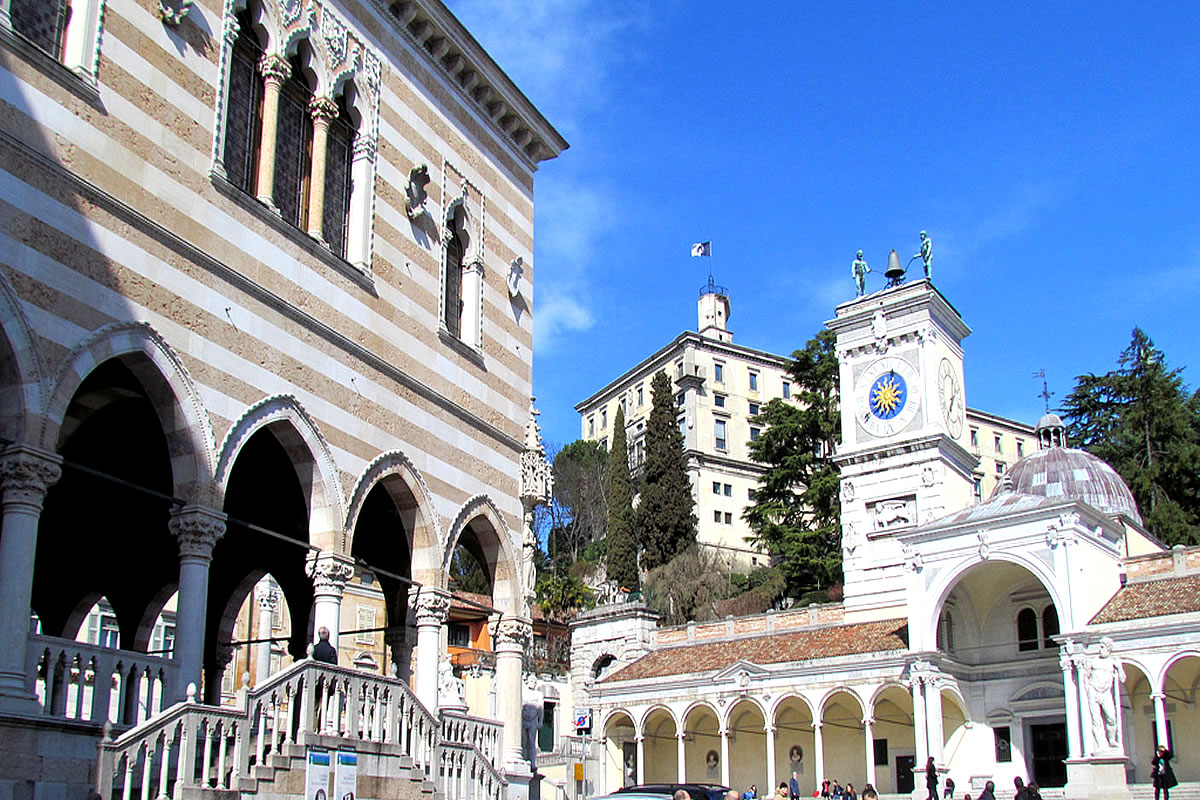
xmin=827 ymin=279 xmax=978 ymax=622
xmin=698 ymin=275 xmax=732 ymax=342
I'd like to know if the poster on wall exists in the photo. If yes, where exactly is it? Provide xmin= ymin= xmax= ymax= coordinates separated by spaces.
xmin=335 ymin=749 xmax=358 ymax=800
xmin=305 ymin=748 xmax=331 ymax=800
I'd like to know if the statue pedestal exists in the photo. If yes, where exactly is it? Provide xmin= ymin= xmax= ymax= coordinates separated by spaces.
xmin=438 ymin=699 xmax=469 ymax=713
xmin=1065 ymin=756 xmax=1132 ymax=800
xmin=504 ymin=762 xmax=535 ymax=800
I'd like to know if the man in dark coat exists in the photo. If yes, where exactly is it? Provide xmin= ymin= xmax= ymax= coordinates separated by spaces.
xmin=313 ymin=626 xmax=337 ymax=664
xmin=1152 ymin=745 xmax=1177 ymax=800
xmin=977 ymin=781 xmax=996 ymax=800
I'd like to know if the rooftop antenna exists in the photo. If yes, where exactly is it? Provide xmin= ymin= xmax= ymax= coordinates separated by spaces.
xmin=1032 ymin=369 xmax=1053 ymax=413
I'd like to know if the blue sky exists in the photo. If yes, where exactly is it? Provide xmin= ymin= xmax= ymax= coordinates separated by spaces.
xmin=446 ymin=1 xmax=1200 ymax=450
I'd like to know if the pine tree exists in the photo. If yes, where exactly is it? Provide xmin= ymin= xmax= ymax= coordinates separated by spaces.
xmin=605 ymin=406 xmax=639 ymax=589
xmin=1062 ymin=328 xmax=1200 ymax=545
xmin=743 ymin=329 xmax=842 ymax=596
xmin=638 ymin=371 xmax=697 ymax=570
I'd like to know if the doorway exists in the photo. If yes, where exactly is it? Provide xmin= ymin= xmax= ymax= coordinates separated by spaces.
xmin=1029 ymin=723 xmax=1067 ymax=788
xmin=896 ymin=756 xmax=916 ymax=794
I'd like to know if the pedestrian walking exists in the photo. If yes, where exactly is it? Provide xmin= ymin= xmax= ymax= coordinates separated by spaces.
xmin=926 ymin=757 xmax=938 ymax=800
xmin=1152 ymin=745 xmax=1177 ymax=800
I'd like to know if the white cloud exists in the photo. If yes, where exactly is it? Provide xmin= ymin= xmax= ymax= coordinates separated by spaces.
xmin=534 ymin=292 xmax=594 ymax=352
xmin=936 ymin=182 xmax=1061 ymax=266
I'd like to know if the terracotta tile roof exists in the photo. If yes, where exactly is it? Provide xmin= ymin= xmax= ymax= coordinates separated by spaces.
xmin=602 ymin=619 xmax=909 ymax=682
xmin=1090 ymin=575 xmax=1200 ymax=624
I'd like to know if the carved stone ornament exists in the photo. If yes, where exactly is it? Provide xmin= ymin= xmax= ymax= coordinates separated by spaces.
xmin=158 ymin=0 xmax=193 ymax=26
xmin=305 ymin=550 xmax=354 ymax=594
xmin=922 ymin=465 xmax=937 ymax=487
xmin=842 ymin=522 xmax=863 ymax=557
xmin=735 ymin=669 xmax=750 ymax=689
xmin=0 ymin=449 xmax=62 ymax=508
xmin=977 ymin=529 xmax=990 ymax=560
xmin=507 ymin=257 xmax=524 ymax=299
xmin=494 ymin=617 xmax=532 ymax=650
xmin=841 ymin=480 xmax=855 ymax=502
xmin=413 ymin=590 xmax=450 ymax=625
xmin=169 ymin=506 xmax=227 ymax=560
xmin=520 ymin=398 xmax=552 ymax=505
xmin=405 ymin=164 xmax=431 ymax=220
xmin=872 ymin=310 xmax=887 ymax=342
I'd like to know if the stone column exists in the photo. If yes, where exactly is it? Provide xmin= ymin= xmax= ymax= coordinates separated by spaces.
xmin=925 ymin=677 xmax=944 ymax=764
xmin=1061 ymin=647 xmax=1083 ymax=759
xmin=1150 ymin=691 xmax=1169 ymax=748
xmin=911 ymin=676 xmax=928 ymax=773
xmin=305 ymin=95 xmax=339 ymax=240
xmin=411 ymin=588 xmax=450 ymax=711
xmin=306 ymin=549 xmax=353 ymax=657
xmin=255 ymin=53 xmax=290 ymax=208
xmin=766 ymin=723 xmax=777 ymax=793
xmin=864 ymin=716 xmax=877 ymax=788
xmin=635 ymin=735 xmax=646 ymax=784
xmin=677 ymin=732 xmax=687 ymax=783
xmin=494 ymin=617 xmax=532 ymax=770
xmin=0 ymin=447 xmax=61 ymax=711
xmin=384 ymin=627 xmax=409 ymax=680
xmin=812 ymin=722 xmax=824 ymax=791
xmin=255 ymin=578 xmax=278 ymax=686
xmin=169 ymin=504 xmax=226 ymax=704
xmin=720 ymin=725 xmax=731 ymax=788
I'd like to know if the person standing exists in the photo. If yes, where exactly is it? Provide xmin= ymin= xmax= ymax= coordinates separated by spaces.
xmin=1013 ymin=777 xmax=1030 ymax=800
xmin=312 ymin=626 xmax=337 ymax=664
xmin=926 ymin=757 xmax=938 ymax=800
xmin=944 ymin=778 xmax=955 ymax=800
xmin=789 ymin=773 xmax=801 ymax=800
xmin=977 ymin=781 xmax=995 ymax=800
xmin=1152 ymin=744 xmax=1177 ymax=800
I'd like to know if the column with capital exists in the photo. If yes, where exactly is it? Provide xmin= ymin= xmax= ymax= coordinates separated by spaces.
xmin=494 ymin=616 xmax=532 ymax=770
xmin=635 ymin=735 xmax=646 ymax=785
xmin=677 ymin=731 xmax=687 ymax=783
xmin=255 ymin=53 xmax=290 ymax=208
xmin=720 ymin=725 xmax=731 ymax=788
xmin=1151 ymin=691 xmax=1169 ymax=750
xmin=925 ymin=675 xmax=944 ymax=764
xmin=0 ymin=446 xmax=61 ymax=710
xmin=169 ymin=504 xmax=226 ymax=704
xmin=812 ymin=722 xmax=824 ymax=792
xmin=910 ymin=674 xmax=928 ymax=775
xmin=863 ymin=717 xmax=877 ymax=788
xmin=411 ymin=587 xmax=450 ymax=711
xmin=766 ymin=723 xmax=778 ymax=793
xmin=306 ymin=550 xmax=354 ymax=654
xmin=1060 ymin=646 xmax=1083 ymax=759
xmin=255 ymin=577 xmax=279 ymax=686
xmin=306 ymin=95 xmax=339 ymax=240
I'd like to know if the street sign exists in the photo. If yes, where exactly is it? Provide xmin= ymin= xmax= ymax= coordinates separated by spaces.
xmin=574 ymin=709 xmax=592 ymax=731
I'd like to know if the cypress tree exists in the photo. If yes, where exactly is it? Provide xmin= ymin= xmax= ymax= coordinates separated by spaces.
xmin=605 ymin=406 xmax=639 ymax=589
xmin=638 ymin=371 xmax=697 ymax=570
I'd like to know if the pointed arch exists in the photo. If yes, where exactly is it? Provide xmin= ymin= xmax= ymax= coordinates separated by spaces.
xmin=215 ymin=394 xmax=345 ymax=549
xmin=0 ymin=265 xmax=46 ymax=443
xmin=444 ymin=494 xmax=520 ymax=613
xmin=345 ymin=449 xmax=441 ymax=572
xmin=41 ymin=321 xmax=216 ymax=504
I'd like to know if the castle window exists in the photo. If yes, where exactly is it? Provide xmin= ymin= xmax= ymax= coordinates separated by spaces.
xmin=1017 ymin=607 xmax=1038 ymax=651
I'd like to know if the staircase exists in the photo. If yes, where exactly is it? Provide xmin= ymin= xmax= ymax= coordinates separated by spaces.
xmin=94 ymin=659 xmax=506 ymax=800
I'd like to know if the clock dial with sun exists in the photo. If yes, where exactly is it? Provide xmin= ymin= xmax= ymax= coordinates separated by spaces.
xmin=938 ymin=357 xmax=965 ymax=438
xmin=856 ymin=356 xmax=921 ymax=438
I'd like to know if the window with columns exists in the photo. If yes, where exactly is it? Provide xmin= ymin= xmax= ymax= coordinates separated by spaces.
xmin=7 ymin=0 xmax=106 ymax=79
xmin=220 ymin=5 xmax=367 ymax=263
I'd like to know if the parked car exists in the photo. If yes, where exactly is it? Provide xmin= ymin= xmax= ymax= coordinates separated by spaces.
xmin=616 ymin=784 xmax=732 ymax=800
xmin=592 ymin=793 xmax=673 ymax=800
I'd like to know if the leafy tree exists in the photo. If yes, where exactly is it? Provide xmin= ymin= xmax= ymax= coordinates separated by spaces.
xmin=743 ymin=328 xmax=842 ymax=596
xmin=606 ymin=406 xmax=639 ymax=589
xmin=637 ymin=371 xmax=697 ymax=570
xmin=535 ymin=573 xmax=595 ymax=619
xmin=1061 ymin=328 xmax=1200 ymax=545
xmin=449 ymin=543 xmax=492 ymax=595
xmin=545 ymin=440 xmax=609 ymax=568
xmin=642 ymin=545 xmax=732 ymax=625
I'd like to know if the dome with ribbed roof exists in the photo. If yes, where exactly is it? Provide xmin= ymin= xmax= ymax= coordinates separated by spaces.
xmin=991 ymin=414 xmax=1142 ymax=523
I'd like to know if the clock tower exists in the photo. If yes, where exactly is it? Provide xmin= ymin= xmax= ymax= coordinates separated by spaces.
xmin=827 ymin=279 xmax=977 ymax=622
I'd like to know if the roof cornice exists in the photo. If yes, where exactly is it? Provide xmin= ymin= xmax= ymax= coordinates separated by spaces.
xmin=371 ymin=0 xmax=568 ymax=168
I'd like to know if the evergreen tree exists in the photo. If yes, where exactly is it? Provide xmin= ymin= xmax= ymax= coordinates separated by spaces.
xmin=547 ymin=440 xmax=609 ymax=567
xmin=1061 ymin=328 xmax=1200 ymax=545
xmin=638 ymin=371 xmax=697 ymax=570
xmin=605 ymin=406 xmax=639 ymax=589
xmin=743 ymin=328 xmax=842 ymax=596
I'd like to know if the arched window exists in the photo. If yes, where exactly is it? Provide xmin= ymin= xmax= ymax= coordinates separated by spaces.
xmin=1042 ymin=605 xmax=1060 ymax=648
xmin=273 ymin=53 xmax=315 ymax=229
xmin=223 ymin=10 xmax=265 ymax=195
xmin=937 ymin=610 xmax=954 ymax=653
xmin=321 ymin=93 xmax=356 ymax=258
xmin=443 ymin=206 xmax=465 ymax=338
xmin=10 ymin=0 xmax=70 ymax=59
xmin=1017 ymin=607 xmax=1038 ymax=651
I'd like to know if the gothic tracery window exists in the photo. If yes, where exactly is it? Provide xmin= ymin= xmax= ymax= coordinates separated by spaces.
xmin=223 ymin=11 xmax=264 ymax=195
xmin=10 ymin=0 xmax=70 ymax=58
xmin=273 ymin=53 xmax=314 ymax=229
xmin=322 ymin=95 xmax=355 ymax=258
xmin=444 ymin=206 xmax=465 ymax=339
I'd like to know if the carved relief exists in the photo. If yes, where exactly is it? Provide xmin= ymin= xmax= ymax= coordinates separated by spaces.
xmin=871 ymin=496 xmax=916 ymax=530
xmin=412 ymin=589 xmax=451 ymax=625
xmin=0 ymin=449 xmax=62 ymax=508
xmin=306 ymin=550 xmax=354 ymax=595
xmin=494 ymin=618 xmax=532 ymax=650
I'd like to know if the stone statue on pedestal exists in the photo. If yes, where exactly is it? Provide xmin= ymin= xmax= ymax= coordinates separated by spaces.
xmin=521 ymin=673 xmax=544 ymax=770
xmin=1086 ymin=637 xmax=1125 ymax=754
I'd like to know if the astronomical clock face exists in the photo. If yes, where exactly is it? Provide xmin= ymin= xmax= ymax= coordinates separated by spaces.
xmin=938 ymin=357 xmax=965 ymax=438
xmin=856 ymin=356 xmax=921 ymax=438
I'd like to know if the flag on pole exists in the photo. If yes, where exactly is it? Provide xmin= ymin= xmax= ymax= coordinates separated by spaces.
xmin=691 ymin=241 xmax=711 ymax=257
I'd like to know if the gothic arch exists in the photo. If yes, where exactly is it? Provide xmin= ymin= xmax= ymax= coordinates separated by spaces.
xmin=443 ymin=494 xmax=520 ymax=614
xmin=926 ymin=551 xmax=1067 ymax=651
xmin=345 ymin=449 xmax=441 ymax=572
xmin=0 ymin=267 xmax=46 ymax=443
xmin=41 ymin=321 xmax=216 ymax=504
xmin=215 ymin=394 xmax=345 ymax=549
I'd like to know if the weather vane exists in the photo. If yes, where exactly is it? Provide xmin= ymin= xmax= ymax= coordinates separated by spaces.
xmin=1032 ymin=369 xmax=1053 ymax=413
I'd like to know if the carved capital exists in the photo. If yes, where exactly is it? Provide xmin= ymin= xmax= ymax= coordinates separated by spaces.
xmin=309 ymin=95 xmax=339 ymax=123
xmin=256 ymin=585 xmax=279 ymax=612
xmin=214 ymin=644 xmax=235 ymax=668
xmin=353 ymin=135 xmax=377 ymax=162
xmin=258 ymin=54 xmax=291 ymax=85
xmin=0 ymin=447 xmax=62 ymax=510
xmin=306 ymin=550 xmax=354 ymax=596
xmin=493 ymin=617 xmax=532 ymax=650
xmin=412 ymin=588 xmax=450 ymax=625
xmin=169 ymin=505 xmax=227 ymax=561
